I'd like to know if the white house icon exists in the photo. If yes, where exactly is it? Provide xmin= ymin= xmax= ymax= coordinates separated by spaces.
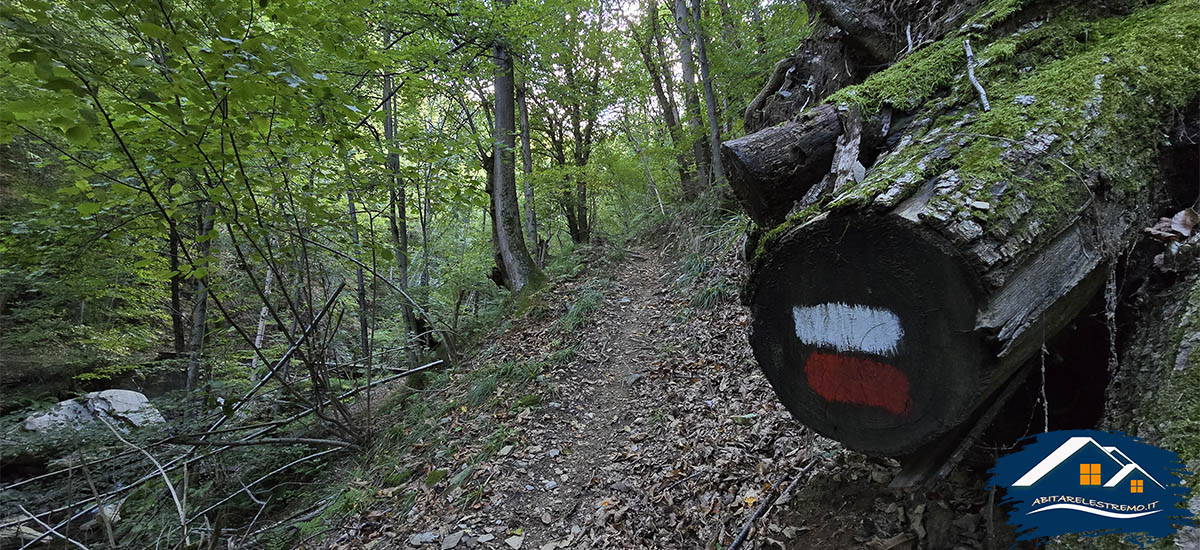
xmin=1011 ymin=436 xmax=1164 ymax=489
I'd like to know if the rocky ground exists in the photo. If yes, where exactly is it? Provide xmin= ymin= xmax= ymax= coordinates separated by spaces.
xmin=318 ymin=246 xmax=1025 ymax=550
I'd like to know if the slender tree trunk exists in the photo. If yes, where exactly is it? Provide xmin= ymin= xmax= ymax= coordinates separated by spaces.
xmin=650 ymin=8 xmax=680 ymax=124
xmin=492 ymin=0 xmax=543 ymax=293
xmin=673 ymin=0 xmax=711 ymax=195
xmin=635 ymin=3 xmax=695 ymax=193
xmin=421 ymin=175 xmax=431 ymax=287
xmin=749 ymin=2 xmax=767 ymax=56
xmin=346 ymin=189 xmax=370 ymax=373
xmin=690 ymin=0 xmax=726 ymax=185
xmin=169 ymin=228 xmax=185 ymax=355
xmin=186 ymin=202 xmax=215 ymax=392
xmin=622 ymin=123 xmax=666 ymax=214
xmin=517 ymin=80 xmax=539 ymax=255
xmin=382 ymin=35 xmax=418 ymax=370
xmin=248 ymin=270 xmax=271 ymax=374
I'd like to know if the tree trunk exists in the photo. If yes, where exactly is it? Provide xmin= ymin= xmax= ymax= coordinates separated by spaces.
xmin=517 ymin=80 xmax=539 ymax=255
xmin=346 ymin=189 xmax=370 ymax=374
xmin=723 ymin=104 xmax=844 ymax=227
xmin=382 ymin=42 xmax=418 ymax=372
xmin=186 ymin=201 xmax=215 ymax=393
xmin=169 ymin=227 xmax=185 ymax=355
xmin=491 ymin=3 xmax=543 ymax=293
xmin=248 ymin=269 xmax=271 ymax=374
xmin=672 ymin=0 xmax=710 ymax=195
xmin=689 ymin=0 xmax=725 ymax=185
xmin=636 ymin=0 xmax=695 ymax=193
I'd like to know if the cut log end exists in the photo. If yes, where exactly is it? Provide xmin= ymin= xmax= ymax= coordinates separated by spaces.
xmin=747 ymin=215 xmax=985 ymax=456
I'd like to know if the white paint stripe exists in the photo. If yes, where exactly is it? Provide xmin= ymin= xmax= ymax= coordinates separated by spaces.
xmin=1026 ymin=503 xmax=1161 ymax=519
xmin=792 ymin=303 xmax=904 ymax=356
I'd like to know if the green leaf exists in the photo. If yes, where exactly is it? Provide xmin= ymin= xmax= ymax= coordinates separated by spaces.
xmin=65 ymin=125 xmax=91 ymax=146
xmin=170 ymin=183 xmax=183 ymax=195
xmin=77 ymin=202 xmax=101 ymax=216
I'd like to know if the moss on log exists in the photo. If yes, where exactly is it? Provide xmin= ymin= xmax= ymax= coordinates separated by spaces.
xmin=730 ymin=0 xmax=1200 ymax=456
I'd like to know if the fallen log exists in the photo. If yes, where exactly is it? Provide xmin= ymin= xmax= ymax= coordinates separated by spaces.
xmin=728 ymin=0 xmax=1200 ymax=457
xmin=724 ymin=104 xmax=841 ymax=227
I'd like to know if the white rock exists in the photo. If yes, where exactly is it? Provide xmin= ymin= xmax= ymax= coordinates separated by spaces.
xmin=24 ymin=389 xmax=164 ymax=433
xmin=87 ymin=390 xmax=165 ymax=426
xmin=23 ymin=399 xmax=93 ymax=432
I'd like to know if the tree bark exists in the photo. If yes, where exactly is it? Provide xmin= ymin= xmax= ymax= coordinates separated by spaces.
xmin=248 ymin=268 xmax=271 ymax=374
xmin=722 ymin=104 xmax=842 ymax=227
xmin=491 ymin=1 xmax=542 ymax=293
xmin=186 ymin=201 xmax=215 ymax=393
xmin=635 ymin=0 xmax=695 ymax=192
xmin=169 ymin=227 xmax=185 ymax=355
xmin=346 ymin=189 xmax=370 ymax=374
xmin=382 ymin=40 xmax=418 ymax=371
xmin=672 ymin=0 xmax=710 ymax=196
xmin=517 ymin=80 xmax=539 ymax=258
xmin=689 ymin=0 xmax=725 ymax=185
xmin=726 ymin=0 xmax=1198 ymax=458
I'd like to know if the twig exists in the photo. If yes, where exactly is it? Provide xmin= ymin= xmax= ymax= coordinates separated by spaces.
xmin=0 ymin=363 xmax=426 ymax=535
xmin=17 ymin=505 xmax=90 ymax=550
xmin=184 ymin=448 xmax=342 ymax=525
xmin=727 ymin=458 xmax=819 ymax=550
xmin=209 ymin=283 xmax=345 ymax=434
xmin=663 ymin=469 xmax=705 ymax=493
xmin=244 ymin=498 xmax=333 ymax=540
xmin=168 ymin=437 xmax=359 ymax=449
xmin=76 ymin=449 xmax=116 ymax=548
xmin=964 ymin=39 xmax=990 ymax=111
xmin=98 ymin=417 xmax=188 ymax=535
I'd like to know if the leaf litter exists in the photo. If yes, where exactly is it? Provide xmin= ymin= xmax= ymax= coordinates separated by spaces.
xmin=320 ymin=245 xmax=1026 ymax=549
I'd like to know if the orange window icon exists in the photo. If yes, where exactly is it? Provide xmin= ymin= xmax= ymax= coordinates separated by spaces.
xmin=1131 ymin=479 xmax=1143 ymax=493
xmin=1080 ymin=464 xmax=1101 ymax=485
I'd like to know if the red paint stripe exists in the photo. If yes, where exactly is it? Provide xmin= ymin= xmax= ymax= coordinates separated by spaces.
xmin=804 ymin=351 xmax=913 ymax=416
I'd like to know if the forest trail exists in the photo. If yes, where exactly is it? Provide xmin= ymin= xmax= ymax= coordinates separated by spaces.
xmin=338 ymin=246 xmax=1015 ymax=550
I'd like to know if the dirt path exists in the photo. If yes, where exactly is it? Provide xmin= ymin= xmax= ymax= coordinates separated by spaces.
xmin=347 ymin=247 xmax=1017 ymax=550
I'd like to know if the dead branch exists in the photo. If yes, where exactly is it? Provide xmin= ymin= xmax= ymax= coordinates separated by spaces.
xmin=209 ymin=282 xmax=345 ymax=434
xmin=744 ymin=57 xmax=791 ymax=127
xmin=98 ymin=417 xmax=187 ymax=536
xmin=16 ymin=505 xmax=89 ymax=550
xmin=0 ymin=361 xmax=433 ymax=535
xmin=168 ymin=437 xmax=359 ymax=450
xmin=183 ymin=448 xmax=343 ymax=526
xmin=964 ymin=39 xmax=990 ymax=111
xmin=727 ymin=458 xmax=819 ymax=550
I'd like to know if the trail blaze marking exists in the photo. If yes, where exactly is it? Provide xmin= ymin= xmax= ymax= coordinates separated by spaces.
xmin=804 ymin=352 xmax=913 ymax=415
xmin=794 ymin=303 xmax=911 ymax=415
xmin=792 ymin=303 xmax=904 ymax=356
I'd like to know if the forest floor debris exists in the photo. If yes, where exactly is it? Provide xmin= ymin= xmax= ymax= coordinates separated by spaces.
xmin=318 ymin=245 xmax=1025 ymax=549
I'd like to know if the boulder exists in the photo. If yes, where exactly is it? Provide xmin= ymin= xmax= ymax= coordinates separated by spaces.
xmin=23 ymin=389 xmax=164 ymax=432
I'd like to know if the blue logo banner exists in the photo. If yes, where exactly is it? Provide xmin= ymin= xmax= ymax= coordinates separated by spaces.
xmin=987 ymin=429 xmax=1193 ymax=542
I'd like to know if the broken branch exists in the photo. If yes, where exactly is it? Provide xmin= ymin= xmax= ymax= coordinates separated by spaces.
xmin=964 ymin=39 xmax=990 ymax=111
